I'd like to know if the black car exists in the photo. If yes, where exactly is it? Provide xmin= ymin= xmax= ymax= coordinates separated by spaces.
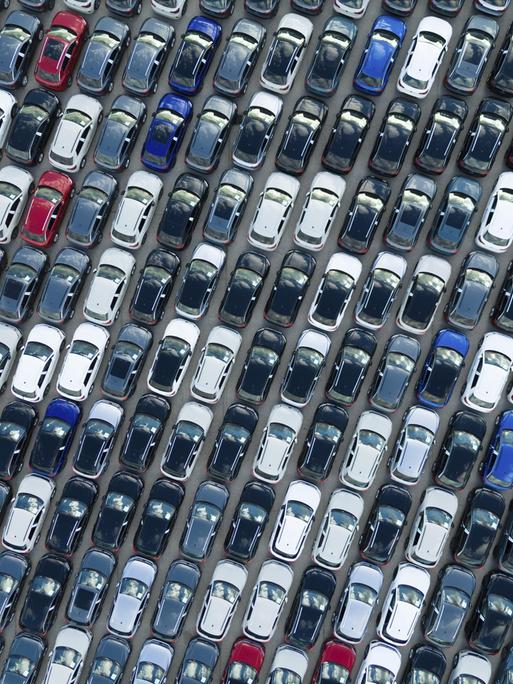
xmin=338 ymin=176 xmax=390 ymax=253
xmin=326 ymin=328 xmax=376 ymax=406
xmin=285 ymin=567 xmax=336 ymax=649
xmin=66 ymin=548 xmax=116 ymax=626
xmin=19 ymin=554 xmax=70 ymax=635
xmin=92 ymin=471 xmax=143 ymax=552
xmin=433 ymin=411 xmax=486 ymax=490
xmin=0 ymin=401 xmax=36 ymax=479
xmin=360 ymin=483 xmax=411 ymax=564
xmin=415 ymin=96 xmax=468 ymax=175
xmin=160 ymin=407 xmax=212 ymax=481
xmin=122 ymin=18 xmax=173 ymax=96
xmin=298 ymin=403 xmax=348 ymax=481
xmin=467 ymin=572 xmax=513 ymax=653
xmin=423 ymin=564 xmax=475 ymax=646
xmin=204 ymin=169 xmax=253 ymax=245
xmin=445 ymin=16 xmax=498 ymax=94
xmin=186 ymin=95 xmax=236 ymax=174
xmin=213 ymin=19 xmax=265 ymax=97
xmin=201 ymin=0 xmax=234 ymax=15
xmin=156 ymin=174 xmax=208 ymax=250
xmin=308 ymin=258 xmax=360 ymax=331
xmin=429 ymin=0 xmax=464 ymax=14
xmin=492 ymin=259 xmax=513 ymax=332
xmin=46 ymin=477 xmax=97 ymax=555
xmin=236 ymin=328 xmax=286 ymax=405
xmin=38 ymin=247 xmax=90 ymax=323
xmin=106 ymin=0 xmax=142 ymax=15
xmin=489 ymin=23 xmax=513 ymax=97
xmin=232 ymin=94 xmax=282 ymax=170
xmin=245 ymin=0 xmax=279 ymax=16
xmin=175 ymin=639 xmax=219 ymax=684
xmin=224 ymin=481 xmax=274 ymax=562
xmin=77 ymin=17 xmax=130 ymax=95
xmin=305 ymin=16 xmax=356 ymax=97
xmin=369 ymin=98 xmax=420 ymax=177
xmin=0 ymin=632 xmax=45 ymax=684
xmin=129 ymin=249 xmax=180 ymax=326
xmin=383 ymin=0 xmax=417 ymax=12
xmin=101 ymin=324 xmax=152 ymax=400
xmin=94 ymin=95 xmax=146 ymax=172
xmin=207 ymin=404 xmax=258 ymax=481
xmin=0 ymin=11 xmax=42 ymax=89
xmin=152 ymin=560 xmax=201 ymax=640
xmin=428 ymin=176 xmax=482 ymax=255
xmin=180 ymin=480 xmax=229 ymax=561
xmin=355 ymin=257 xmax=404 ymax=330
xmin=119 ymin=394 xmax=170 ymax=472
xmin=369 ymin=334 xmax=420 ymax=413
xmin=453 ymin=488 xmax=504 ymax=568
xmin=264 ymin=250 xmax=316 ymax=327
xmin=6 ymin=88 xmax=60 ymax=165
xmin=384 ymin=174 xmax=437 ymax=251
xmin=65 ymin=171 xmax=118 ymax=248
xmin=447 ymin=251 xmax=498 ymax=329
xmin=86 ymin=635 xmax=130 ymax=684
xmin=218 ymin=252 xmax=269 ymax=327
xmin=275 ymin=96 xmax=327 ymax=175
xmin=459 ymin=98 xmax=512 ymax=176
xmin=0 ymin=246 xmax=47 ymax=323
xmin=281 ymin=331 xmax=329 ymax=407
xmin=402 ymin=645 xmax=446 ymax=684
xmin=496 ymin=502 xmax=513 ymax=573
xmin=0 ymin=483 xmax=9 ymax=525
xmin=134 ymin=479 xmax=184 ymax=558
xmin=0 ymin=551 xmax=29 ymax=630
xmin=322 ymin=95 xmax=375 ymax=174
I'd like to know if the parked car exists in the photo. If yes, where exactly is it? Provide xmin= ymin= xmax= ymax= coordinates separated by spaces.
xmin=264 ymin=250 xmax=315 ymax=327
xmin=368 ymin=98 xmax=420 ymax=177
xmin=11 ymin=324 xmax=64 ymax=403
xmin=313 ymin=489 xmax=364 ymax=570
xmin=275 ymin=96 xmax=327 ymax=175
xmin=168 ymin=16 xmax=221 ymax=95
xmin=306 ymin=15 xmax=356 ymax=97
xmin=476 ymin=172 xmax=513 ymax=253
xmin=65 ymin=170 xmax=118 ymax=248
xmin=458 ymin=98 xmax=512 ymax=176
xmin=141 ymin=94 xmax=192 ymax=173
xmin=122 ymin=18 xmax=174 ymax=97
xmin=174 ymin=639 xmax=219 ymax=684
xmin=489 ymin=23 xmax=513 ymax=96
xmin=326 ymin=328 xmax=377 ymax=406
xmin=0 ymin=324 xmax=21 ymax=395
xmin=0 ymin=246 xmax=46 ymax=324
xmin=160 ymin=402 xmax=213 ymax=481
xmin=397 ymin=255 xmax=451 ymax=334
xmin=232 ymin=92 xmax=283 ymax=170
xmin=388 ymin=405 xmax=439 ymax=485
xmin=101 ymin=324 xmax=152 ymax=401
xmin=185 ymin=95 xmax=236 ymax=174
xmin=445 ymin=16 xmax=498 ymax=94
xmin=175 ymin=242 xmax=225 ymax=320
xmin=416 ymin=329 xmax=469 ymax=408
xmin=152 ymin=560 xmax=200 ymax=641
xmin=483 ymin=410 xmax=513 ymax=491
xmin=340 ymin=411 xmax=392 ymax=491
xmin=77 ymin=16 xmax=130 ymax=95
xmin=322 ymin=95 xmax=375 ymax=174
xmin=73 ymin=400 xmax=123 ymax=479
xmin=236 ymin=328 xmax=286 ymax=405
xmin=298 ymin=403 xmax=348 ymax=481
xmin=369 ymin=335 xmax=420 ymax=413
xmin=467 ymin=572 xmax=513 ymax=653
xmin=38 ymin=248 xmax=90 ymax=324
xmin=433 ymin=411 xmax=486 ymax=490
xmin=269 ymin=479 xmax=320 ymax=562
xmin=260 ymin=13 xmax=313 ymax=93
xmin=429 ymin=176 xmax=481 ymax=254
xmin=6 ymin=88 xmax=60 ymax=165
xmin=0 ymin=550 xmax=30 ymax=630
xmin=266 ymin=646 xmax=308 ymax=684
xmin=285 ymin=566 xmax=336 ymax=649
xmin=197 ymin=559 xmax=247 ymax=642
xmin=213 ymin=18 xmax=266 ymax=97
xmin=453 ymin=487 xmax=504 ymax=568
xmin=21 ymin=170 xmax=74 ymax=247
xmin=333 ymin=563 xmax=383 ymax=643
xmin=83 ymin=247 xmax=135 ymax=326
xmin=46 ymin=477 xmax=97 ymax=554
xmin=312 ymin=641 xmax=356 ymax=684
xmin=42 ymin=626 xmax=91 ymax=684
xmin=447 ymin=652 xmax=491 ymax=684
xmin=360 ymin=483 xmax=411 ymax=564
xmin=355 ymin=251 xmax=406 ymax=330
xmin=338 ymin=176 xmax=390 ymax=253
xmin=94 ymin=96 xmax=146 ymax=173
xmin=0 ymin=632 xmax=44 ymax=684
xmin=462 ymin=332 xmax=513 ymax=413
xmin=252 ymin=403 xmax=303 ymax=483
xmin=218 ymin=252 xmax=269 ymax=328
xmin=180 ymin=481 xmax=229 ymax=561
xmin=221 ymin=640 xmax=265 ymax=684
xmin=0 ymin=166 xmax=32 ymax=244
xmin=424 ymin=564 xmax=475 ymax=646
xmin=29 ymin=398 xmax=80 ymax=476
xmin=248 ymin=174 xmax=301 ymax=251
xmin=204 ymin=169 xmax=253 ymax=246
xmin=446 ymin=252 xmax=498 ymax=329
xmin=402 ymin=646 xmax=446 ymax=684
xmin=92 ymin=471 xmax=143 ymax=551
xmin=191 ymin=326 xmax=241 ymax=404
xmin=208 ymin=405 xmax=259 ymax=482
xmin=405 ymin=486 xmax=458 ymax=567
xmin=134 ymin=479 xmax=183 ymax=558
xmin=156 ymin=174 xmax=208 ymax=250
xmin=19 ymin=554 xmax=70 ymax=634
xmin=354 ymin=642 xmax=401 ymax=684
xmin=56 ymin=322 xmax=109 ymax=401
xmin=129 ymin=249 xmax=180 ymax=327
xmin=224 ymin=481 xmax=274 ymax=562
xmin=86 ymin=636 xmax=130 ymax=684
xmin=354 ymin=15 xmax=406 ymax=95
xmin=281 ymin=329 xmax=330 ymax=408
xmin=0 ymin=11 xmax=42 ymax=89
xmin=308 ymin=253 xmax=360 ymax=332
xmin=384 ymin=174 xmax=437 ymax=251
xmin=108 ymin=556 xmax=157 ymax=638
xmin=35 ymin=11 xmax=88 ymax=90
xmin=294 ymin=172 xmax=345 ymax=252
xmin=146 ymin=318 xmax=199 ymax=398
xmin=2 ymin=473 xmax=54 ymax=553
xmin=132 ymin=640 xmax=173 ymax=684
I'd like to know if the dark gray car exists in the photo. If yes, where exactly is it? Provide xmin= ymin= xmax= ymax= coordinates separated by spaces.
xmin=101 ymin=324 xmax=153 ymax=400
xmin=384 ymin=174 xmax=437 ymax=252
xmin=38 ymin=248 xmax=91 ymax=324
xmin=0 ymin=550 xmax=29 ymax=630
xmin=185 ymin=95 xmax=237 ymax=174
xmin=180 ymin=480 xmax=229 ymax=561
xmin=66 ymin=548 xmax=116 ymax=626
xmin=369 ymin=334 xmax=421 ymax=413
xmin=77 ymin=16 xmax=130 ymax=95
xmin=65 ymin=171 xmax=118 ymax=248
xmin=94 ymin=95 xmax=146 ymax=172
xmin=423 ymin=564 xmax=475 ymax=646
xmin=446 ymin=251 xmax=498 ymax=330
xmin=152 ymin=560 xmax=201 ymax=640
xmin=445 ymin=16 xmax=499 ymax=94
xmin=213 ymin=18 xmax=266 ymax=97
xmin=203 ymin=168 xmax=253 ymax=245
xmin=175 ymin=638 xmax=219 ymax=684
xmin=0 ymin=632 xmax=45 ymax=684
xmin=122 ymin=18 xmax=174 ymax=96
xmin=86 ymin=635 xmax=131 ymax=684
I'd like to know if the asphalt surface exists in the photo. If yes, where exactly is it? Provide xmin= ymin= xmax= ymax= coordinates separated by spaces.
xmin=1 ymin=0 xmax=513 ymax=681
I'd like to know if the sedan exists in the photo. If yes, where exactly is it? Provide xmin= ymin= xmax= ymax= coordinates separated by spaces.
xmin=298 ymin=403 xmax=348 ymax=481
xmin=160 ymin=401 xmax=213 ymax=481
xmin=180 ymin=480 xmax=229 ymax=561
xmin=248 ymin=173 xmax=300 ymax=251
xmin=0 ymin=11 xmax=42 ymax=89
xmin=38 ymin=248 xmax=90 ymax=324
xmin=42 ymin=627 xmax=91 ymax=684
xmin=108 ymin=556 xmax=157 ymax=638
xmin=236 ymin=328 xmax=286 ymax=405
xmin=415 ymin=96 xmax=467 ymax=175
xmin=190 ymin=326 xmax=241 ymax=404
xmin=175 ymin=639 xmax=219 ymax=684
xmin=260 ymin=13 xmax=313 ymax=93
xmin=355 ymin=251 xmax=406 ymax=330
xmin=141 ymin=94 xmax=192 ymax=173
xmin=416 ymin=329 xmax=469 ymax=408
xmin=286 ymin=567 xmax=336 ymax=649
xmin=368 ymin=98 xmax=420 ymax=177
xmin=269 ymin=479 xmax=320 ymax=562
xmin=308 ymin=253 xmax=360 ymax=332
xmin=77 ymin=16 xmax=130 ymax=95
xmin=72 ymin=400 xmax=123 ymax=479
xmin=122 ymin=18 xmax=174 ymax=97
xmin=281 ymin=329 xmax=330 ymax=408
xmin=0 ymin=246 xmax=47 ymax=323
xmin=83 ymin=247 xmax=135 ymax=326
xmin=213 ymin=18 xmax=265 ymax=97
xmin=446 ymin=251 xmax=498 ymax=329
xmin=110 ymin=171 xmax=162 ymax=249
xmin=265 ymin=250 xmax=315 ymax=327
xmin=275 ymin=96 xmax=327 ymax=175
xmin=467 ymin=572 xmax=513 ymax=653
xmin=197 ymin=560 xmax=247 ymax=642
xmin=353 ymin=15 xmax=406 ymax=95
xmin=388 ymin=405 xmax=439 ymax=485
xmin=294 ymin=172 xmax=345 ymax=251
xmin=221 ymin=640 xmax=265 ymax=684
xmin=219 ymin=252 xmax=269 ymax=328
xmin=134 ymin=479 xmax=184 ymax=558
xmin=252 ymin=403 xmax=303 ymax=483
xmin=21 ymin=171 xmax=73 ymax=247
xmin=313 ymin=489 xmax=363 ymax=570
xmin=306 ymin=16 xmax=356 ymax=97
xmin=333 ymin=563 xmax=383 ymax=644
xmin=453 ymin=487 xmax=504 ymax=568
xmin=132 ymin=640 xmax=173 ymax=684
xmin=94 ymin=96 xmax=146 ymax=173
xmin=65 ymin=170 xmax=118 ymax=248
xmin=462 ymin=332 xmax=513 ymax=413
xmin=56 ymin=322 xmax=109 ymax=402
xmin=0 ymin=551 xmax=30 ymax=630
xmin=360 ymin=483 xmax=411 ymax=564
xmin=326 ymin=328 xmax=377 ymax=407
xmin=29 ymin=398 xmax=80 ymax=476
xmin=445 ymin=16 xmax=498 ymax=94
xmin=243 ymin=559 xmax=293 ymax=643
xmin=92 ymin=471 xmax=143 ymax=551
xmin=476 ymin=171 xmax=513 ymax=253
xmin=339 ymin=411 xmax=392 ymax=490
xmin=19 ymin=554 xmax=70 ymax=634
xmin=168 ymin=16 xmax=221 ymax=95
xmin=35 ymin=11 xmax=87 ymax=91
xmin=0 ymin=166 xmax=33 ymax=244
xmin=2 ymin=473 xmax=54 ymax=553
xmin=384 ymin=174 xmax=437 ymax=252
xmin=369 ymin=334 xmax=420 ymax=413
xmin=129 ymin=249 xmax=180 ymax=326
xmin=147 ymin=318 xmax=199 ymax=398
xmin=424 ymin=564 xmax=475 ymax=646
xmin=397 ymin=255 xmax=451 ymax=334
xmin=207 ymin=404 xmax=259 ymax=482
xmin=204 ymin=168 xmax=253 ymax=245
xmin=458 ymin=98 xmax=512 ymax=176
xmin=11 ymin=324 xmax=64 ymax=403
xmin=338 ymin=176 xmax=390 ymax=253
xmin=86 ymin=636 xmax=130 ymax=684
xmin=152 ymin=560 xmax=200 ymax=641
xmin=429 ymin=176 xmax=481 ymax=255
xmin=185 ymin=95 xmax=236 ymax=174
xmin=232 ymin=92 xmax=283 ymax=170
xmin=156 ymin=173 xmax=208 ymax=250
xmin=46 ymin=477 xmax=97 ymax=555
xmin=224 ymin=481 xmax=274 ymax=561
xmin=6 ymin=88 xmax=60 ymax=166
xmin=322 ymin=95 xmax=375 ymax=174
xmin=0 ymin=633 xmax=44 ymax=684
xmin=101 ymin=324 xmax=152 ymax=401
xmin=175 ymin=242 xmax=225 ymax=320
xmin=433 ymin=410 xmax=486 ymax=490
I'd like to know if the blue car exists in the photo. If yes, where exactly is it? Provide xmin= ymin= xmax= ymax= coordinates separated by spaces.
xmin=28 ymin=398 xmax=81 ymax=477
xmin=416 ymin=329 xmax=469 ymax=408
xmin=142 ymin=94 xmax=193 ymax=172
xmin=169 ymin=16 xmax=222 ymax=95
xmin=353 ymin=15 xmax=406 ymax=95
xmin=483 ymin=411 xmax=513 ymax=491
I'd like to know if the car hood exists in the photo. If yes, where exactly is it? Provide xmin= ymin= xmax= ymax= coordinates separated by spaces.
xmin=363 ymin=38 xmax=395 ymax=79
xmin=320 ymin=524 xmax=351 ymax=564
xmin=454 ymin=281 xmax=485 ymax=321
xmin=397 ymin=439 xmax=429 ymax=479
xmin=99 ymin=122 xmax=128 ymax=159
xmin=407 ymin=37 xmax=441 ymax=81
xmin=433 ymin=602 xmax=465 ymax=642
xmin=25 ymin=197 xmax=53 ymax=233
xmin=15 ymin=356 xmax=45 ymax=389
xmin=86 ymin=278 xmax=117 ymax=316
xmin=347 ymin=444 xmax=379 ymax=484
xmin=0 ymin=38 xmax=22 ymax=74
xmin=474 ymin=366 xmax=507 ymax=404
xmin=339 ymin=598 xmax=371 ymax=640
xmin=4 ymin=510 xmax=33 ymax=547
xmin=157 ymin=597 xmax=185 ymax=636
xmin=248 ymin=595 xmax=280 ymax=636
xmin=113 ymin=199 xmax=145 ymax=236
xmin=69 ymin=198 xmax=101 ymax=238
xmin=190 ymin=120 xmax=219 ymax=159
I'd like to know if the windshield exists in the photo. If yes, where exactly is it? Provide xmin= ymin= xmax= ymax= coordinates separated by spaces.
xmin=15 ymin=494 xmax=43 ymax=514
xmin=377 ymin=505 xmax=405 ymax=527
xmin=192 ymin=502 xmax=219 ymax=523
xmin=59 ymin=497 xmax=87 ymax=518
xmin=79 ymin=568 xmax=106 ymax=590
xmin=211 ymin=580 xmax=238 ymax=603
xmin=120 ymin=578 xmax=147 ymax=599
xmin=349 ymin=582 xmax=377 ymax=605
xmin=5 ymin=656 xmax=35 ymax=679
xmin=53 ymin=648 xmax=80 ymax=670
xmin=301 ymin=589 xmax=328 ymax=610
xmin=24 ymin=341 xmax=52 ymax=361
xmin=359 ymin=429 xmax=385 ymax=451
xmin=206 ymin=343 xmax=232 ymax=363
xmin=92 ymin=658 xmax=121 ymax=682
xmin=258 ymin=581 xmax=286 ymax=604
xmin=105 ymin=491 xmax=133 ymax=513
xmin=442 ymin=587 xmax=469 ymax=609
xmin=164 ymin=581 xmax=192 ymax=603
xmin=239 ymin=502 xmax=266 ymax=523
xmin=136 ymin=663 xmax=165 ymax=684
xmin=484 ymin=350 xmax=510 ymax=371
xmin=398 ymin=585 xmax=423 ymax=607
xmin=147 ymin=499 xmax=175 ymax=521
xmin=286 ymin=501 xmax=312 ymax=522
xmin=425 ymin=507 xmax=452 ymax=528
xmin=406 ymin=425 xmax=434 ymax=445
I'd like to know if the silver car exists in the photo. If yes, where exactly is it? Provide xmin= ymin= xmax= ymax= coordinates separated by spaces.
xmin=333 ymin=562 xmax=383 ymax=644
xmin=108 ymin=556 xmax=157 ymax=638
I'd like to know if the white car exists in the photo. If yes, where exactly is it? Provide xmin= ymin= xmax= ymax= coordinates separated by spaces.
xmin=11 ymin=324 xmax=65 ymax=403
xmin=308 ymin=253 xmax=362 ymax=332
xmin=175 ymin=242 xmax=225 ymax=320
xmin=266 ymin=646 xmax=308 ymax=684
xmin=398 ymin=17 xmax=452 ymax=99
xmin=109 ymin=556 xmax=157 ymax=638
xmin=339 ymin=411 xmax=392 ymax=490
xmin=248 ymin=172 xmax=300 ymax=251
xmin=313 ymin=489 xmax=364 ymax=570
xmin=269 ymin=479 xmax=320 ymax=562
xmin=49 ymin=94 xmax=103 ymax=173
xmin=333 ymin=0 xmax=370 ymax=17
xmin=0 ymin=322 xmax=21 ymax=391
xmin=2 ymin=474 xmax=54 ymax=553
xmin=147 ymin=319 xmax=200 ymax=397
xmin=0 ymin=90 xmax=17 ymax=152
xmin=355 ymin=251 xmax=407 ymax=331
xmin=232 ymin=91 xmax=283 ymax=170
xmin=83 ymin=248 xmax=136 ymax=326
xmin=476 ymin=172 xmax=513 ymax=253
xmin=160 ymin=401 xmax=213 ymax=480
xmin=243 ymin=560 xmax=294 ymax=642
xmin=151 ymin=0 xmax=187 ymax=18
xmin=448 ymin=652 xmax=491 ymax=684
xmin=389 ymin=406 xmax=439 ymax=485
xmin=190 ymin=326 xmax=241 ymax=404
xmin=132 ymin=640 xmax=174 ymax=684
xmin=294 ymin=172 xmax=345 ymax=250
xmin=405 ymin=486 xmax=458 ymax=568
xmin=354 ymin=641 xmax=401 ymax=684
xmin=111 ymin=171 xmax=163 ymax=249
xmin=333 ymin=562 xmax=383 ymax=644
xmin=280 ymin=329 xmax=331 ymax=408
xmin=196 ymin=560 xmax=248 ymax=642
xmin=0 ymin=165 xmax=33 ymax=243
xmin=260 ymin=14 xmax=313 ymax=93
xmin=397 ymin=255 xmax=451 ymax=334
xmin=43 ymin=626 xmax=92 ymax=684
xmin=252 ymin=404 xmax=303 ymax=482
xmin=56 ymin=322 xmax=110 ymax=401
xmin=377 ymin=562 xmax=430 ymax=646
xmin=462 ymin=332 xmax=513 ymax=413
xmin=63 ymin=0 xmax=99 ymax=13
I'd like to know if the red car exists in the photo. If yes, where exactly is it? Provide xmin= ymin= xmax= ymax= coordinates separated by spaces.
xmin=21 ymin=171 xmax=74 ymax=247
xmin=312 ymin=640 xmax=356 ymax=684
xmin=35 ymin=12 xmax=88 ymax=91
xmin=221 ymin=639 xmax=265 ymax=684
